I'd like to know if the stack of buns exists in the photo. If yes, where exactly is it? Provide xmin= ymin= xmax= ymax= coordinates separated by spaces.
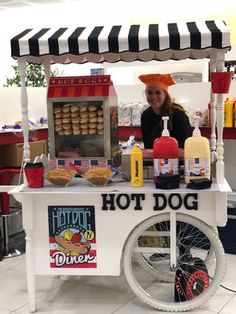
xmin=54 ymin=103 xmax=104 ymax=136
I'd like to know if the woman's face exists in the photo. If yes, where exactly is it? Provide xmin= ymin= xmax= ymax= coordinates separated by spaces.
xmin=145 ymin=86 xmax=166 ymax=114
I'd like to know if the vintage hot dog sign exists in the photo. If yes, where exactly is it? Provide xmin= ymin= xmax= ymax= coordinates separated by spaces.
xmin=48 ymin=206 xmax=96 ymax=268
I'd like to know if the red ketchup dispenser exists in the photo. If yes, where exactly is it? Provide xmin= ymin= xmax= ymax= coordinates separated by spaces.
xmin=153 ymin=116 xmax=180 ymax=189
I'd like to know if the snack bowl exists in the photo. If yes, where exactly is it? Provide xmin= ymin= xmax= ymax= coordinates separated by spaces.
xmin=84 ymin=176 xmax=112 ymax=187
xmin=83 ymin=167 xmax=114 ymax=187
xmin=45 ymin=168 xmax=76 ymax=186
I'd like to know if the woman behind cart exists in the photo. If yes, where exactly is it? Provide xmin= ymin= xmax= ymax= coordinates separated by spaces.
xmin=139 ymin=73 xmax=193 ymax=262
xmin=139 ymin=73 xmax=192 ymax=156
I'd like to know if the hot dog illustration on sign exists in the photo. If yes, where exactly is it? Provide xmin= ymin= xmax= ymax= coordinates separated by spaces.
xmin=48 ymin=206 xmax=96 ymax=268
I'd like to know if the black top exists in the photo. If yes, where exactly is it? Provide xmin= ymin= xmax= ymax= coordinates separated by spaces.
xmin=141 ymin=107 xmax=192 ymax=149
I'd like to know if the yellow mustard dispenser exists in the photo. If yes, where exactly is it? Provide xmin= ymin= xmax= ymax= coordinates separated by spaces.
xmin=184 ymin=116 xmax=211 ymax=184
xmin=130 ymin=144 xmax=143 ymax=187
xmin=233 ymin=98 xmax=236 ymax=127
xmin=224 ymin=97 xmax=234 ymax=127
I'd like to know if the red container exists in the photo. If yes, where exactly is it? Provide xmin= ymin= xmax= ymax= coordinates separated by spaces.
xmin=24 ymin=166 xmax=44 ymax=188
xmin=210 ymin=72 xmax=233 ymax=94
xmin=153 ymin=136 xmax=179 ymax=184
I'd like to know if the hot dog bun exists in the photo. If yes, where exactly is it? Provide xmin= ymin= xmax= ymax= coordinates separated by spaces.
xmin=88 ymin=105 xmax=97 ymax=112
xmin=55 ymin=119 xmax=62 ymax=126
xmin=54 ymin=107 xmax=61 ymax=114
xmin=54 ymin=234 xmax=90 ymax=255
xmin=79 ymin=105 xmax=88 ymax=112
xmin=71 ymin=105 xmax=79 ymax=113
xmin=71 ymin=117 xmax=80 ymax=124
xmin=55 ymin=112 xmax=62 ymax=119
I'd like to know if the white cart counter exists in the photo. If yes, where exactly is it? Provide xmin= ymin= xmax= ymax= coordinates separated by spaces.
xmin=10 ymin=178 xmax=231 ymax=312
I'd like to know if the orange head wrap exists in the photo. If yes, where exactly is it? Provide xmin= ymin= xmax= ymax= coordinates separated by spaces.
xmin=139 ymin=74 xmax=176 ymax=91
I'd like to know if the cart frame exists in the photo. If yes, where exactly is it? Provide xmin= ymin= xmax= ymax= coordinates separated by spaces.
xmin=9 ymin=20 xmax=232 ymax=312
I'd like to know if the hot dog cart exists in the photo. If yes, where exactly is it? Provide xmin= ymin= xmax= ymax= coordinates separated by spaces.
xmin=9 ymin=20 xmax=232 ymax=312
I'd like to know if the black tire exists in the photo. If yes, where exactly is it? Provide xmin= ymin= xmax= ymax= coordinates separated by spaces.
xmin=123 ymin=213 xmax=225 ymax=312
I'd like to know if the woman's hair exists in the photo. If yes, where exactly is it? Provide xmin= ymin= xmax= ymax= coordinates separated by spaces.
xmin=160 ymin=90 xmax=186 ymax=131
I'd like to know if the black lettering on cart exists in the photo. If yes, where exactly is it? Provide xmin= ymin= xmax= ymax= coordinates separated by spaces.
xmin=131 ymin=194 xmax=145 ymax=210
xmin=168 ymin=194 xmax=182 ymax=210
xmin=101 ymin=193 xmax=198 ymax=211
xmin=153 ymin=193 xmax=198 ymax=211
xmin=101 ymin=193 xmax=145 ymax=210
xmin=153 ymin=194 xmax=167 ymax=211
xmin=101 ymin=194 xmax=116 ymax=210
xmin=184 ymin=193 xmax=198 ymax=210
xmin=116 ymin=194 xmax=130 ymax=210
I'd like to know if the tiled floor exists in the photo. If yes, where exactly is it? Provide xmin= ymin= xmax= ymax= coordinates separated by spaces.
xmin=1 ymin=253 xmax=236 ymax=313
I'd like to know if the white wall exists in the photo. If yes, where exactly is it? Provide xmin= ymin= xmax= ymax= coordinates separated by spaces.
xmin=115 ymin=82 xmax=213 ymax=110
xmin=1 ymin=81 xmax=236 ymax=125
xmin=0 ymin=87 xmax=47 ymax=125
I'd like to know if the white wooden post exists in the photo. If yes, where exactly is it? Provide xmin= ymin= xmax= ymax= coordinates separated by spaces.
xmin=18 ymin=59 xmax=30 ymax=181
xmin=23 ymin=196 xmax=36 ymax=312
xmin=209 ymin=58 xmax=217 ymax=164
xmin=215 ymin=51 xmax=225 ymax=184
xmin=170 ymin=211 xmax=177 ymax=268
xmin=43 ymin=61 xmax=51 ymax=161
xmin=43 ymin=61 xmax=51 ymax=88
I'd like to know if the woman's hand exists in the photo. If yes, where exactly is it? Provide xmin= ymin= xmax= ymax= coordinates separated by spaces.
xmin=142 ymin=149 xmax=153 ymax=159
xmin=178 ymin=149 xmax=184 ymax=159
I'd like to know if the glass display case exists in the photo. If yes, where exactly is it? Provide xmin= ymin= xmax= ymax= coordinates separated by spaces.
xmin=47 ymin=75 xmax=120 ymax=169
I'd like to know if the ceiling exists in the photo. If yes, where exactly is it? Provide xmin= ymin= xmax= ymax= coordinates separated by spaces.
xmin=0 ymin=0 xmax=78 ymax=10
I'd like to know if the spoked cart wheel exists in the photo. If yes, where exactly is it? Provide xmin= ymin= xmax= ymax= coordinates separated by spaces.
xmin=134 ymin=224 xmax=218 ymax=283
xmin=123 ymin=213 xmax=226 ymax=312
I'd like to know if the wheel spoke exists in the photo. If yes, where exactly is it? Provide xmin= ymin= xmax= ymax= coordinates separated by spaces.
xmin=124 ymin=213 xmax=225 ymax=312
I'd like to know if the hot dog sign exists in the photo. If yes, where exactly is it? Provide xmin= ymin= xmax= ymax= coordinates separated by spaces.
xmin=101 ymin=193 xmax=198 ymax=211
xmin=48 ymin=206 xmax=96 ymax=268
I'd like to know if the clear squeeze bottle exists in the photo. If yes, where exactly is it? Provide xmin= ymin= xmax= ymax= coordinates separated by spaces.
xmin=130 ymin=144 xmax=143 ymax=187
xmin=184 ymin=116 xmax=211 ymax=183
xmin=153 ymin=117 xmax=179 ymax=188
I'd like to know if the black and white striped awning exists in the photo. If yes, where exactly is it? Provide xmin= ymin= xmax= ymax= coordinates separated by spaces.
xmin=10 ymin=20 xmax=231 ymax=64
